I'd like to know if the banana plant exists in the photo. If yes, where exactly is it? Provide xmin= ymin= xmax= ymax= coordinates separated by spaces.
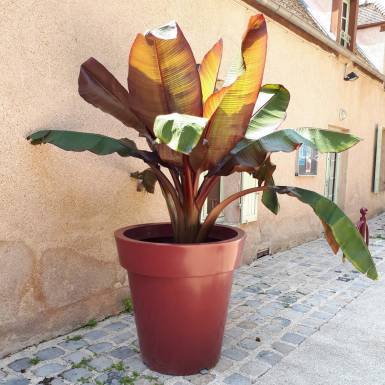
xmin=28 ymin=15 xmax=378 ymax=279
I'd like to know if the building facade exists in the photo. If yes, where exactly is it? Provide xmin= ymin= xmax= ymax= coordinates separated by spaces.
xmin=1 ymin=0 xmax=385 ymax=356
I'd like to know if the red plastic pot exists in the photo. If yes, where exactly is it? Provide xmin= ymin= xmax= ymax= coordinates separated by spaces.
xmin=115 ymin=223 xmax=245 ymax=375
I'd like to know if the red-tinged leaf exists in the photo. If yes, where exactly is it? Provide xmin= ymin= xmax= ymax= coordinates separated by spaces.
xmin=203 ymin=84 xmax=230 ymax=119
xmin=78 ymin=58 xmax=147 ymax=136
xmin=131 ymin=169 xmax=158 ymax=193
xmin=127 ymin=21 xmax=203 ymax=132
xmin=199 ymin=39 xmax=223 ymax=103
xmin=200 ymin=14 xmax=267 ymax=170
xmin=156 ymin=143 xmax=183 ymax=167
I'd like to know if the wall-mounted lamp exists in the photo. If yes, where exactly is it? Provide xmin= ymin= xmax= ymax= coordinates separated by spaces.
xmin=344 ymin=63 xmax=359 ymax=81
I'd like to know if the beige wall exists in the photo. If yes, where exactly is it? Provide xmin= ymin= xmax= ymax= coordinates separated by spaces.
xmin=1 ymin=0 xmax=385 ymax=357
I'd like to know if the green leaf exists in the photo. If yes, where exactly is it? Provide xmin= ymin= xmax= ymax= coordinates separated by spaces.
xmin=27 ymin=130 xmax=157 ymax=163
xmin=214 ymin=128 xmax=362 ymax=177
xmin=154 ymin=113 xmax=207 ymax=154
xmin=245 ymin=84 xmax=290 ymax=140
xmin=262 ymin=186 xmax=279 ymax=215
xmin=212 ymin=129 xmax=308 ymax=176
xmin=233 ymin=128 xmax=312 ymax=154
xmin=276 ymin=186 xmax=378 ymax=280
xmin=249 ymin=155 xmax=279 ymax=215
xmin=293 ymin=127 xmax=361 ymax=153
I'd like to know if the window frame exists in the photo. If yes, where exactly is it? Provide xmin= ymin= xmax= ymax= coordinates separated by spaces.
xmin=340 ymin=0 xmax=351 ymax=48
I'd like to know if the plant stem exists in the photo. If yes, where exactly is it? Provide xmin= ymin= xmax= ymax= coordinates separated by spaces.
xmin=170 ymin=168 xmax=183 ymax=203
xmin=181 ymin=155 xmax=200 ymax=242
xmin=149 ymin=165 xmax=184 ymax=240
xmin=196 ymin=175 xmax=220 ymax=210
xmin=196 ymin=185 xmax=266 ymax=242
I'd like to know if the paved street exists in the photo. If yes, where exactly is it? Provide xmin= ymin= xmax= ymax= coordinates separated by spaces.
xmin=1 ymin=213 xmax=385 ymax=385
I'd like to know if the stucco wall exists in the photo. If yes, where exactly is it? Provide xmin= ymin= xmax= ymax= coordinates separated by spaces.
xmin=1 ymin=0 xmax=385 ymax=357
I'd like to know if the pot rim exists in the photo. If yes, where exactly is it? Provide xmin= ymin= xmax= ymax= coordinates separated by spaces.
xmin=114 ymin=222 xmax=245 ymax=248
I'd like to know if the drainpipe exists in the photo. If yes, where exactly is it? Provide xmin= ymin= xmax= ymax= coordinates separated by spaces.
xmin=245 ymin=0 xmax=385 ymax=83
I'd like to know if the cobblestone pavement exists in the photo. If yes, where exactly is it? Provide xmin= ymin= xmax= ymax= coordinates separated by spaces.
xmin=1 ymin=213 xmax=385 ymax=385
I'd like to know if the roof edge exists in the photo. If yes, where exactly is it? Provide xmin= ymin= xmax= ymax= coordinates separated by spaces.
xmin=358 ymin=20 xmax=385 ymax=29
xmin=242 ymin=0 xmax=385 ymax=83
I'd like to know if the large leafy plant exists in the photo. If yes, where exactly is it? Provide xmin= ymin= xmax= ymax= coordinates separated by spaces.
xmin=28 ymin=15 xmax=377 ymax=279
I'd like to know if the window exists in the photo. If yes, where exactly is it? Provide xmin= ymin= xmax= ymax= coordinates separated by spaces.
xmin=295 ymin=144 xmax=318 ymax=176
xmin=240 ymin=173 xmax=258 ymax=223
xmin=340 ymin=0 xmax=351 ymax=47
xmin=331 ymin=0 xmax=358 ymax=51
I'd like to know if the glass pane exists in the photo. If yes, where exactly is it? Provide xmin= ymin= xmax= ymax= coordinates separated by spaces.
xmin=342 ymin=19 xmax=346 ymax=31
xmin=342 ymin=2 xmax=348 ymax=17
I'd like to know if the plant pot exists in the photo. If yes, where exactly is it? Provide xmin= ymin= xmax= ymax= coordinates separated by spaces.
xmin=114 ymin=222 xmax=245 ymax=375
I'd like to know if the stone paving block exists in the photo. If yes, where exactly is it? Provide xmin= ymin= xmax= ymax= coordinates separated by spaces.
xmin=7 ymin=358 xmax=32 ymax=373
xmin=239 ymin=360 xmax=270 ymax=378
xmin=36 ymin=347 xmax=65 ymax=361
xmin=123 ymin=357 xmax=147 ymax=372
xmin=228 ymin=310 xmax=243 ymax=320
xmin=237 ymin=320 xmax=257 ymax=330
xmin=265 ymin=288 xmax=281 ymax=296
xmin=61 ymin=368 xmax=93 ymax=382
xmin=280 ymin=309 xmax=303 ymax=321
xmin=222 ymin=347 xmax=248 ymax=361
xmin=238 ymin=337 xmax=259 ymax=350
xmin=281 ymin=332 xmax=306 ymax=345
xmin=103 ymin=321 xmax=128 ymax=332
xmin=89 ymin=356 xmax=113 ymax=371
xmin=63 ymin=349 xmax=92 ymax=364
xmin=298 ymin=317 xmax=325 ymax=329
xmin=33 ymin=363 xmax=66 ymax=377
xmin=225 ymin=327 xmax=244 ymax=338
xmin=51 ymin=379 xmax=67 ymax=385
xmin=94 ymin=373 xmax=108 ymax=383
xmin=213 ymin=356 xmax=233 ymax=372
xmin=109 ymin=346 xmax=135 ymax=360
xmin=319 ymin=304 xmax=340 ymax=315
xmin=258 ymin=303 xmax=284 ymax=317
xmin=82 ymin=329 xmax=108 ymax=341
xmin=256 ymin=350 xmax=282 ymax=366
xmin=291 ymin=303 xmax=311 ymax=313
xmin=87 ymin=342 xmax=114 ymax=354
xmin=135 ymin=379 xmax=153 ymax=385
xmin=292 ymin=324 xmax=317 ymax=336
xmin=59 ymin=338 xmax=88 ymax=351
xmin=2 ymin=377 xmax=30 ymax=385
xmin=111 ymin=331 xmax=135 ymax=345
xmin=245 ymin=299 xmax=263 ymax=308
xmin=223 ymin=335 xmax=236 ymax=347
xmin=272 ymin=317 xmax=291 ymax=328
xmin=224 ymin=373 xmax=251 ymax=385
xmin=277 ymin=293 xmax=298 ymax=305
xmin=184 ymin=373 xmax=216 ymax=384
xmin=272 ymin=341 xmax=296 ymax=355
xmin=310 ymin=311 xmax=334 ymax=321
